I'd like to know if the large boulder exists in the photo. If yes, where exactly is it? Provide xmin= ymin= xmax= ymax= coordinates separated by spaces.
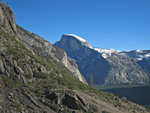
xmin=0 ymin=59 xmax=5 ymax=74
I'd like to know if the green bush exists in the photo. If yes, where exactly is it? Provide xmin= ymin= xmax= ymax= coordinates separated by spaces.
xmin=33 ymin=72 xmax=49 ymax=79
xmin=3 ymin=77 xmax=21 ymax=88
xmin=24 ymin=74 xmax=33 ymax=79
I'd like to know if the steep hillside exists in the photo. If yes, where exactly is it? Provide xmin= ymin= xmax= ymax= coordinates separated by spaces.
xmin=54 ymin=34 xmax=150 ymax=86
xmin=0 ymin=2 xmax=150 ymax=113
xmin=16 ymin=26 xmax=86 ymax=84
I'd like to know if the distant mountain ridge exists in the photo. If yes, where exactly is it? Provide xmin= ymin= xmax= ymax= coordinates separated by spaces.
xmin=54 ymin=34 xmax=150 ymax=86
xmin=122 ymin=50 xmax=150 ymax=74
xmin=122 ymin=50 xmax=150 ymax=61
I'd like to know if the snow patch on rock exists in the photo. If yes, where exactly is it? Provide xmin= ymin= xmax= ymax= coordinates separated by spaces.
xmin=94 ymin=48 xmax=120 ymax=58
xmin=136 ymin=50 xmax=143 ymax=53
xmin=66 ymin=34 xmax=86 ymax=42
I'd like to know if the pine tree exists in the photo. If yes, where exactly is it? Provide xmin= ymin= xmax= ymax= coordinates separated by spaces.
xmin=89 ymin=73 xmax=93 ymax=87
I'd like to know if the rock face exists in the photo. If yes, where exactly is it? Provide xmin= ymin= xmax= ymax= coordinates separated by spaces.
xmin=0 ymin=3 xmax=17 ymax=33
xmin=54 ymin=34 xmax=150 ymax=86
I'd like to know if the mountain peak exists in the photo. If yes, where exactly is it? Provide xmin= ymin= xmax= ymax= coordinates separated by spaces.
xmin=61 ymin=34 xmax=92 ymax=48
xmin=64 ymin=34 xmax=87 ymax=42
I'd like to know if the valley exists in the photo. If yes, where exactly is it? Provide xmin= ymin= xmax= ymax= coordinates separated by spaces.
xmin=102 ymin=86 xmax=150 ymax=108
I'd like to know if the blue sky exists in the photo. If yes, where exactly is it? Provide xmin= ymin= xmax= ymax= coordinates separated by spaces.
xmin=7 ymin=0 xmax=150 ymax=51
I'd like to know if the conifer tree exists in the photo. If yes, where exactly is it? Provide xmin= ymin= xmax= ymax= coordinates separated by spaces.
xmin=89 ymin=73 xmax=93 ymax=87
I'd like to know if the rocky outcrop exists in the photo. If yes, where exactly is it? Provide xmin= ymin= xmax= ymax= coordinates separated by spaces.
xmin=0 ymin=2 xmax=17 ymax=33
xmin=44 ymin=89 xmax=87 ymax=111
xmin=54 ymin=34 xmax=150 ymax=86
xmin=22 ymin=63 xmax=33 ymax=76
xmin=62 ymin=93 xmax=80 ymax=110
